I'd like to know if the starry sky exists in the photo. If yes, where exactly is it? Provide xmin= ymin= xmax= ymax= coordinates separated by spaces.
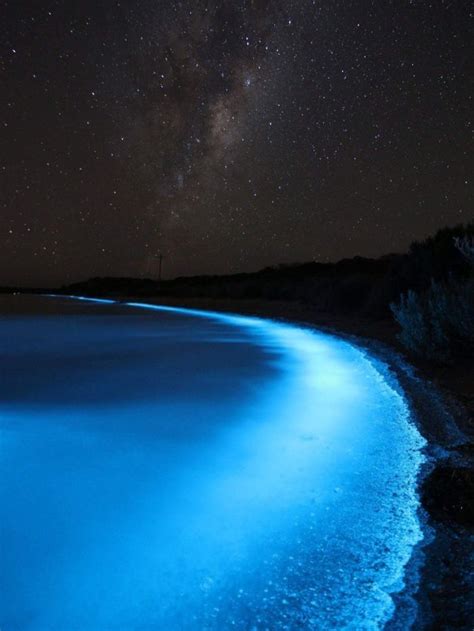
xmin=2 ymin=1 xmax=472 ymax=285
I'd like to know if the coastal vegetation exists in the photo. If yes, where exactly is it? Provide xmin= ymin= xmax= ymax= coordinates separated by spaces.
xmin=63 ymin=224 xmax=474 ymax=364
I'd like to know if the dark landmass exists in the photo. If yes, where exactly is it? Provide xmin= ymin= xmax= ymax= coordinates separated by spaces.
xmin=0 ymin=286 xmax=47 ymax=294
xmin=3 ymin=224 xmax=473 ymax=628
xmin=59 ymin=224 xmax=472 ymax=318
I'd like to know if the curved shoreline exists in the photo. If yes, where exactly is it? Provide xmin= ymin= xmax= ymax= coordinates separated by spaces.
xmin=4 ymin=291 xmax=467 ymax=628
xmin=126 ymin=295 xmax=471 ymax=630
xmin=316 ymin=324 xmax=472 ymax=630
xmin=53 ymin=294 xmax=431 ymax=628
xmin=127 ymin=300 xmax=434 ymax=630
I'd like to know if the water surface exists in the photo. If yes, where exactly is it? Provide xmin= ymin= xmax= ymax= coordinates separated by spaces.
xmin=0 ymin=295 xmax=425 ymax=630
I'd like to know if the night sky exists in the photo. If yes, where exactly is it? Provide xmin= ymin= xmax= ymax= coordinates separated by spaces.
xmin=2 ymin=1 xmax=472 ymax=286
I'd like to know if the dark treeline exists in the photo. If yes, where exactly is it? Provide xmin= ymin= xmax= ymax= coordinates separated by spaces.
xmin=62 ymin=224 xmax=473 ymax=362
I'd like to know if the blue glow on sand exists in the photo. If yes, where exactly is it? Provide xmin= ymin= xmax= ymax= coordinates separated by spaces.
xmin=44 ymin=293 xmax=117 ymax=304
xmin=0 ymin=295 xmax=426 ymax=630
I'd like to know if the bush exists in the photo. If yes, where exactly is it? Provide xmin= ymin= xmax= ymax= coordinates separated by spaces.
xmin=391 ymin=289 xmax=434 ymax=358
xmin=391 ymin=236 xmax=474 ymax=362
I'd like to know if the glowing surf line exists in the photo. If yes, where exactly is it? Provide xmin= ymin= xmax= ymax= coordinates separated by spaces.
xmin=42 ymin=293 xmax=426 ymax=628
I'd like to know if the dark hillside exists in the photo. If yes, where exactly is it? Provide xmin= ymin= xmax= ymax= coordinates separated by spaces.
xmin=62 ymin=224 xmax=473 ymax=327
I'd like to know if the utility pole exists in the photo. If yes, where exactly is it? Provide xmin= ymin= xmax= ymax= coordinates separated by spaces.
xmin=157 ymin=252 xmax=163 ymax=282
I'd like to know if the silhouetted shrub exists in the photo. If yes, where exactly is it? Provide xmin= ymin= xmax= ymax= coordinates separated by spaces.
xmin=454 ymin=235 xmax=474 ymax=265
xmin=391 ymin=233 xmax=474 ymax=362
xmin=391 ymin=284 xmax=448 ymax=361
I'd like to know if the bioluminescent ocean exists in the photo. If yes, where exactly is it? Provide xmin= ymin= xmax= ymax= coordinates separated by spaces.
xmin=0 ymin=295 xmax=426 ymax=630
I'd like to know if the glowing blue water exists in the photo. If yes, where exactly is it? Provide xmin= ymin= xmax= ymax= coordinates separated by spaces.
xmin=0 ymin=296 xmax=425 ymax=630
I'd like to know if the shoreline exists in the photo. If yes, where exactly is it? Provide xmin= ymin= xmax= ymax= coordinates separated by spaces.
xmin=113 ymin=294 xmax=473 ymax=630
xmin=12 ymin=292 xmax=474 ymax=628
